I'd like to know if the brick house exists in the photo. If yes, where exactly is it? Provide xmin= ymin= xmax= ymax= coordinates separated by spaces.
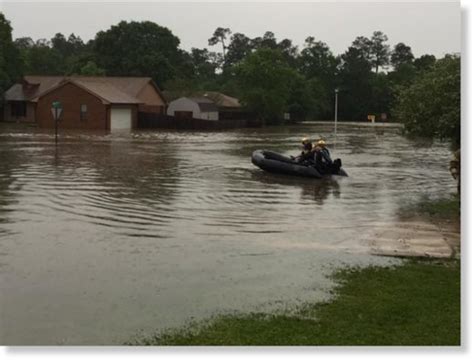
xmin=3 ymin=76 xmax=167 ymax=130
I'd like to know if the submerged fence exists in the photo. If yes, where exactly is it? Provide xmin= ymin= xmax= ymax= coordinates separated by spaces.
xmin=137 ymin=112 xmax=263 ymax=130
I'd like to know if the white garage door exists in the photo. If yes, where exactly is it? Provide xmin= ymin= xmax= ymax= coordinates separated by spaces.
xmin=110 ymin=107 xmax=132 ymax=130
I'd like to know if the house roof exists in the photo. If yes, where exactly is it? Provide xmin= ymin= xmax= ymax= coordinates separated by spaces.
xmin=38 ymin=78 xmax=142 ymax=104
xmin=4 ymin=84 xmax=29 ymax=101
xmin=162 ymin=91 xmax=242 ymax=109
xmin=5 ymin=77 xmax=63 ymax=101
xmin=187 ymin=97 xmax=219 ymax=112
xmin=5 ymin=76 xmax=163 ymax=105
xmin=201 ymin=92 xmax=241 ymax=108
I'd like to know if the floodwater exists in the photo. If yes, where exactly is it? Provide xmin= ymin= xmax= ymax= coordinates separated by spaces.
xmin=0 ymin=122 xmax=456 ymax=345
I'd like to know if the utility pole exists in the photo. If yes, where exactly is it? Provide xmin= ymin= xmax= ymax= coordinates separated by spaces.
xmin=334 ymin=88 xmax=339 ymax=135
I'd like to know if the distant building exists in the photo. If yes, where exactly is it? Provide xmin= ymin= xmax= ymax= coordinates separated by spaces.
xmin=3 ymin=76 xmax=167 ymax=130
xmin=167 ymin=97 xmax=218 ymax=120
xmin=200 ymin=91 xmax=243 ymax=120
xmin=166 ymin=92 xmax=242 ymax=121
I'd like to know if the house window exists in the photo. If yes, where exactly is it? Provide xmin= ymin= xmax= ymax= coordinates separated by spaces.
xmin=80 ymin=104 xmax=87 ymax=121
xmin=10 ymin=101 xmax=27 ymax=117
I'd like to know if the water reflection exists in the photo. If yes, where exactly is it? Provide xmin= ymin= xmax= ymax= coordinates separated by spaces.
xmin=1 ymin=131 xmax=183 ymax=239
xmin=250 ymin=171 xmax=341 ymax=205
xmin=0 ymin=140 xmax=26 ymax=238
xmin=303 ymin=178 xmax=341 ymax=205
xmin=346 ymin=134 xmax=372 ymax=154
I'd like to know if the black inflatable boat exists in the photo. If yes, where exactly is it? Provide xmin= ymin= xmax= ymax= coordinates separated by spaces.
xmin=251 ymin=150 xmax=348 ymax=178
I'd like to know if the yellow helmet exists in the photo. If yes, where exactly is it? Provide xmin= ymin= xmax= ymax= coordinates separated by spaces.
xmin=301 ymin=137 xmax=311 ymax=145
xmin=317 ymin=139 xmax=326 ymax=146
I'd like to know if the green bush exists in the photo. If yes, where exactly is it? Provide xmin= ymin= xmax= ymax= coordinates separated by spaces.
xmin=394 ymin=55 xmax=460 ymax=147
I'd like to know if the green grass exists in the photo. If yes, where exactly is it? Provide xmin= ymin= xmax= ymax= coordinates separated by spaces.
xmin=417 ymin=196 xmax=460 ymax=219
xmin=131 ymin=259 xmax=460 ymax=346
xmin=401 ymin=194 xmax=460 ymax=221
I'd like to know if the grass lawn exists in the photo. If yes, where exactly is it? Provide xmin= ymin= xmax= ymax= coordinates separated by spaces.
xmin=400 ymin=194 xmax=460 ymax=222
xmin=132 ymin=259 xmax=460 ymax=346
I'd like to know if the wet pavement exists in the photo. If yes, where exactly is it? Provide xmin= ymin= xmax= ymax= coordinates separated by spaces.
xmin=0 ymin=122 xmax=458 ymax=344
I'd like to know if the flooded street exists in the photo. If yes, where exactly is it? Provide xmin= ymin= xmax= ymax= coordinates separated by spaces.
xmin=0 ymin=122 xmax=457 ymax=345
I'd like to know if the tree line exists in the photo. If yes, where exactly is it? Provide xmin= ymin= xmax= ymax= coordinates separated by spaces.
xmin=0 ymin=12 xmax=460 ymax=145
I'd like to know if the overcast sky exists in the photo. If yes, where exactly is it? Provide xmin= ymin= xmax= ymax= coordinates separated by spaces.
xmin=1 ymin=1 xmax=461 ymax=58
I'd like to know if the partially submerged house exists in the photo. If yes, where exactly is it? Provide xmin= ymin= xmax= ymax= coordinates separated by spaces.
xmin=166 ymin=92 xmax=243 ymax=121
xmin=167 ymin=97 xmax=219 ymax=120
xmin=200 ymin=92 xmax=242 ymax=120
xmin=3 ymin=76 xmax=167 ymax=130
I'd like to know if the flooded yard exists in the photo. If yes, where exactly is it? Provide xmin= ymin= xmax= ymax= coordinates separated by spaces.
xmin=0 ymin=122 xmax=458 ymax=345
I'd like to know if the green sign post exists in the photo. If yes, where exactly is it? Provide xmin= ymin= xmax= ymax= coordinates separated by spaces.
xmin=51 ymin=101 xmax=63 ymax=145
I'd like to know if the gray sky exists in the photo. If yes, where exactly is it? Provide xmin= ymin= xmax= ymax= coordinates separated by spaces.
xmin=1 ymin=1 xmax=461 ymax=57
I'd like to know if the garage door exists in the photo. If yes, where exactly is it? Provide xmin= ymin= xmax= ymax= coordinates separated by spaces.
xmin=110 ymin=107 xmax=132 ymax=130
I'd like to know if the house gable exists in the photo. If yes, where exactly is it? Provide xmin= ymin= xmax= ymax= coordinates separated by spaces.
xmin=137 ymin=81 xmax=166 ymax=106
xmin=33 ymin=79 xmax=110 ymax=104
xmin=35 ymin=82 xmax=109 ymax=130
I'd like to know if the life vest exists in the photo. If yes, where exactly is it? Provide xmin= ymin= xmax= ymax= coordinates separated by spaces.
xmin=315 ymin=148 xmax=332 ymax=165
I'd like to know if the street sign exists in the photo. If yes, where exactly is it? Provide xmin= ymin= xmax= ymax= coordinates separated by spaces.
xmin=51 ymin=101 xmax=63 ymax=121
xmin=52 ymin=101 xmax=62 ymax=109
xmin=51 ymin=101 xmax=63 ymax=145
xmin=51 ymin=107 xmax=63 ymax=120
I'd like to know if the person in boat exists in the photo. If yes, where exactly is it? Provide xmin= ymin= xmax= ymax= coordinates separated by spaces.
xmin=293 ymin=137 xmax=314 ymax=164
xmin=314 ymin=140 xmax=332 ymax=164
xmin=313 ymin=139 xmax=342 ymax=174
xmin=313 ymin=139 xmax=333 ymax=173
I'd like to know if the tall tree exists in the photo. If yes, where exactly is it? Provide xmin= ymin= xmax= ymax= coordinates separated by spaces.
xmin=369 ymin=73 xmax=393 ymax=116
xmin=338 ymin=46 xmax=374 ymax=120
xmin=235 ymin=48 xmax=297 ymax=123
xmin=15 ymin=34 xmax=94 ymax=76
xmin=370 ymin=31 xmax=390 ymax=74
xmin=351 ymin=32 xmax=390 ymax=73
xmin=413 ymin=54 xmax=436 ymax=72
xmin=252 ymin=31 xmax=278 ymax=50
xmin=225 ymin=33 xmax=253 ymax=67
xmin=298 ymin=37 xmax=338 ymax=118
xmin=13 ymin=37 xmax=35 ymax=51
xmin=287 ymin=75 xmax=329 ymax=121
xmin=50 ymin=33 xmax=89 ymax=75
xmin=93 ymin=21 xmax=184 ymax=86
xmin=51 ymin=33 xmax=69 ymax=57
xmin=276 ymin=38 xmax=298 ymax=67
xmin=51 ymin=33 xmax=85 ymax=58
xmin=24 ymin=40 xmax=64 ymax=75
xmin=0 ymin=12 xmax=22 ymax=100
xmin=388 ymin=43 xmax=416 ymax=89
xmin=299 ymin=38 xmax=337 ymax=84
xmin=208 ymin=27 xmax=231 ymax=66
xmin=388 ymin=62 xmax=417 ymax=88
xmin=190 ymin=48 xmax=219 ymax=80
xmin=391 ymin=42 xmax=414 ymax=70
xmin=351 ymin=36 xmax=372 ymax=61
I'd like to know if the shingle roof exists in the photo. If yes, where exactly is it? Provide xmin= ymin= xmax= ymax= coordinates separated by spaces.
xmin=71 ymin=78 xmax=141 ymax=104
xmin=5 ymin=77 xmax=64 ymax=101
xmin=162 ymin=91 xmax=242 ymax=108
xmin=4 ymin=84 xmax=29 ymax=101
xmin=5 ymin=76 xmax=159 ymax=104
xmin=73 ymin=76 xmax=152 ymax=97
xmin=201 ymin=92 xmax=241 ymax=108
